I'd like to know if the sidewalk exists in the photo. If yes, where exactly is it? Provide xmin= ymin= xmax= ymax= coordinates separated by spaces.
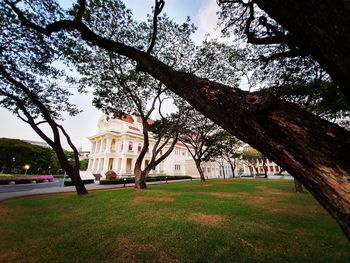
xmin=0 ymin=179 xmax=194 ymax=201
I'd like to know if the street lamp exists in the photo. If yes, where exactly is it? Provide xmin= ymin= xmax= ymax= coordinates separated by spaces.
xmin=48 ymin=166 xmax=51 ymax=175
xmin=11 ymin=157 xmax=16 ymax=174
xmin=24 ymin=164 xmax=30 ymax=175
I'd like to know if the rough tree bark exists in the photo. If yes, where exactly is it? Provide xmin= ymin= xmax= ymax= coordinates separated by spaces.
xmin=294 ymin=179 xmax=305 ymax=193
xmin=7 ymin=0 xmax=350 ymax=240
xmin=254 ymin=0 xmax=350 ymax=101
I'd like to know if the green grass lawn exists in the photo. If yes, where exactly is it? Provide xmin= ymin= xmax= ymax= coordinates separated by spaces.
xmin=0 ymin=179 xmax=349 ymax=263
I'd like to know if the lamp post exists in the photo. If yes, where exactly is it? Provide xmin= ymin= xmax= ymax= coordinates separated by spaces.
xmin=48 ymin=166 xmax=51 ymax=175
xmin=24 ymin=164 xmax=30 ymax=175
xmin=11 ymin=157 xmax=15 ymax=174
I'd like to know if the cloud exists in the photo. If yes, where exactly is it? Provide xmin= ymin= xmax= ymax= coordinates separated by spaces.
xmin=196 ymin=0 xmax=221 ymax=40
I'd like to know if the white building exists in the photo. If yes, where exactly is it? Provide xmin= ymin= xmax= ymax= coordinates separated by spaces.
xmin=85 ymin=114 xmax=232 ymax=179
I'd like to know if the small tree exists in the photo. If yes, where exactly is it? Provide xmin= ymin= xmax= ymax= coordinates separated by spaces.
xmin=241 ymin=149 xmax=262 ymax=177
xmin=0 ymin=2 xmax=87 ymax=194
xmin=178 ymin=109 xmax=225 ymax=182
xmin=204 ymin=132 xmax=243 ymax=178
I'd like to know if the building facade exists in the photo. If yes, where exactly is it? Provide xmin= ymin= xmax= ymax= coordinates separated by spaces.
xmin=86 ymin=114 xmax=232 ymax=179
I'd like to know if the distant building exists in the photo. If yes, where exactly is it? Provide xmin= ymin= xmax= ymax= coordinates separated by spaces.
xmin=78 ymin=146 xmax=90 ymax=160
xmin=86 ymin=114 xmax=232 ymax=179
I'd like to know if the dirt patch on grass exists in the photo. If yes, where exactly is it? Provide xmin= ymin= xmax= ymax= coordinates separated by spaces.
xmin=204 ymin=191 xmax=248 ymax=198
xmin=196 ymin=183 xmax=213 ymax=188
xmin=0 ymin=251 xmax=19 ymax=262
xmin=130 ymin=196 xmax=176 ymax=204
xmin=0 ymin=204 xmax=14 ymax=216
xmin=256 ymin=186 xmax=292 ymax=196
xmin=114 ymin=235 xmax=179 ymax=263
xmin=201 ymin=191 xmax=275 ymax=204
xmin=249 ymin=196 xmax=275 ymax=204
xmin=188 ymin=213 xmax=228 ymax=227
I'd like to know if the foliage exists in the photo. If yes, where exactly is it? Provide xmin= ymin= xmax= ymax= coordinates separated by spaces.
xmin=79 ymin=159 xmax=89 ymax=171
xmin=0 ymin=0 xmax=87 ymax=194
xmin=203 ymin=132 xmax=243 ymax=177
xmin=241 ymin=148 xmax=263 ymax=176
xmin=217 ymin=0 xmax=349 ymax=124
xmin=0 ymin=138 xmax=53 ymax=174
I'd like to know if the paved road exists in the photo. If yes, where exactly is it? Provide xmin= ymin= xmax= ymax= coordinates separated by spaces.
xmin=0 ymin=179 xmax=63 ymax=193
xmin=0 ymin=179 xmax=195 ymax=201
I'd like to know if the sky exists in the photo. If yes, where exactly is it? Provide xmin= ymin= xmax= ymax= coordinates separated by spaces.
xmin=0 ymin=0 xmax=222 ymax=151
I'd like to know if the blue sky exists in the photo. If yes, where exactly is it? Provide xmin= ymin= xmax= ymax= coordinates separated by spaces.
xmin=0 ymin=0 xmax=221 ymax=150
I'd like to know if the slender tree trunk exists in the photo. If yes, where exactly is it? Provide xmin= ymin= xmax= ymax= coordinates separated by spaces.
xmin=61 ymin=163 xmax=88 ymax=195
xmin=221 ymin=165 xmax=226 ymax=179
xmin=248 ymin=166 xmax=254 ymax=177
xmin=262 ymin=159 xmax=268 ymax=178
xmin=294 ymin=178 xmax=305 ymax=193
xmin=55 ymin=148 xmax=87 ymax=195
xmin=228 ymin=159 xmax=235 ymax=178
xmin=134 ymin=160 xmax=147 ymax=189
xmin=195 ymin=161 xmax=206 ymax=182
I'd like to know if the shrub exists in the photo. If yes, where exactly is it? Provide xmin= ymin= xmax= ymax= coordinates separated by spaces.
xmin=99 ymin=175 xmax=192 ymax=185
xmin=0 ymin=175 xmax=54 ymax=184
xmin=105 ymin=170 xmax=117 ymax=180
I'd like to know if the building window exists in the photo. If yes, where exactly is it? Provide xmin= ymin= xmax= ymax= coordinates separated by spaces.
xmin=128 ymin=141 xmax=133 ymax=151
xmin=138 ymin=143 xmax=142 ymax=152
xmin=175 ymin=164 xmax=181 ymax=170
xmin=275 ymin=166 xmax=280 ymax=172
xmin=120 ymin=142 xmax=123 ymax=152
xmin=269 ymin=166 xmax=274 ymax=172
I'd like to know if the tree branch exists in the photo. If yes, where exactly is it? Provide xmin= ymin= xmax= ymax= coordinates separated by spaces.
xmin=147 ymin=0 xmax=165 ymax=54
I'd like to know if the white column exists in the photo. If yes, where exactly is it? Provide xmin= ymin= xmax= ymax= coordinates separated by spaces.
xmin=87 ymin=158 xmax=92 ymax=171
xmin=120 ymin=156 xmax=127 ymax=174
xmin=106 ymin=137 xmax=112 ymax=153
xmin=102 ymin=157 xmax=109 ymax=174
xmin=93 ymin=159 xmax=98 ymax=173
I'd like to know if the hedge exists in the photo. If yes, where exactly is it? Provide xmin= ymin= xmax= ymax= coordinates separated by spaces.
xmin=100 ymin=175 xmax=192 ymax=185
xmin=0 ymin=175 xmax=54 ymax=185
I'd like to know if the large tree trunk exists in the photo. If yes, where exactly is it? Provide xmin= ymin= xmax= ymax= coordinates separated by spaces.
xmin=59 ymin=156 xmax=88 ymax=195
xmin=195 ymin=161 xmax=206 ymax=182
xmin=294 ymin=178 xmax=305 ymax=193
xmin=255 ymin=0 xmax=350 ymax=101
xmin=134 ymin=160 xmax=147 ymax=189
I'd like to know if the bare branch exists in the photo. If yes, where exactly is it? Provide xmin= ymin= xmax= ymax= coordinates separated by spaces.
xmin=147 ymin=0 xmax=165 ymax=54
